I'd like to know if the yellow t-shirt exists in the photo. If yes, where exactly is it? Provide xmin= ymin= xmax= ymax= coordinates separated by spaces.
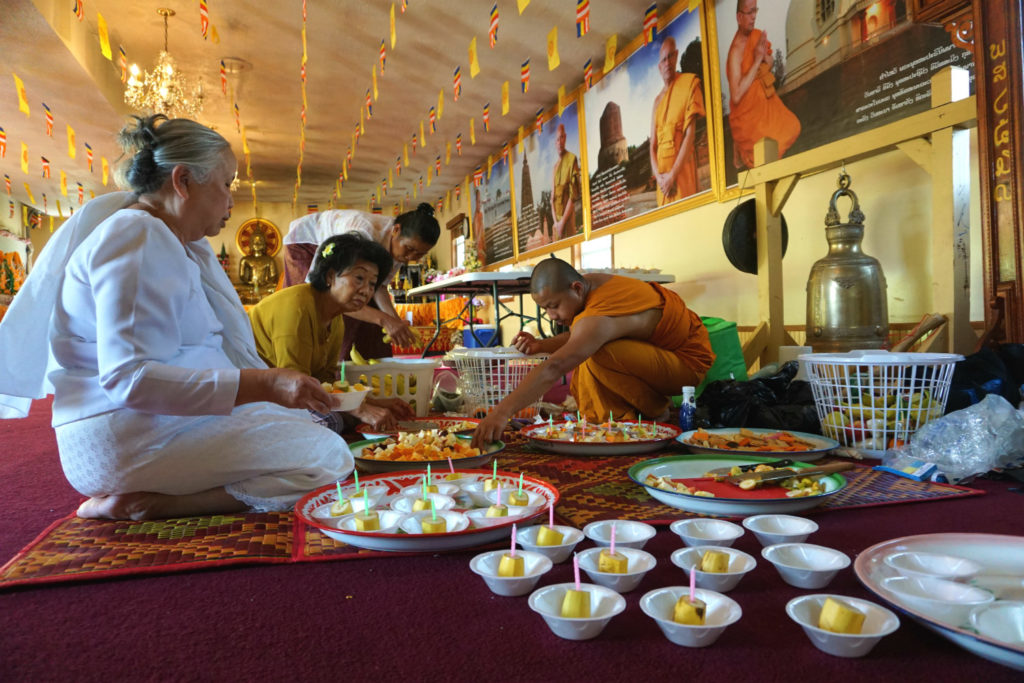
xmin=247 ymin=283 xmax=344 ymax=383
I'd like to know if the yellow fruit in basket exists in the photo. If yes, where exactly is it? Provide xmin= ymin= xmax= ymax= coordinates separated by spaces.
xmin=332 ymin=380 xmax=351 ymax=392
xmin=383 ymin=374 xmax=394 ymax=395
xmin=396 ymin=374 xmax=406 ymax=395
xmin=352 ymin=383 xmax=367 ymax=391
xmin=368 ymin=359 xmax=381 ymax=365
xmin=349 ymin=347 xmax=368 ymax=365
xmin=382 ymin=332 xmax=392 ymax=343
xmin=821 ymin=411 xmax=849 ymax=440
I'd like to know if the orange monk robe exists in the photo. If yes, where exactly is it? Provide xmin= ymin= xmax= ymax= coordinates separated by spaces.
xmin=569 ymin=276 xmax=715 ymax=421
xmin=728 ymin=29 xmax=800 ymax=169
xmin=654 ymin=73 xmax=704 ymax=206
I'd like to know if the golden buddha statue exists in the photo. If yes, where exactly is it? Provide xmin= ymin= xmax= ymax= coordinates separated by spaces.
xmin=238 ymin=229 xmax=279 ymax=300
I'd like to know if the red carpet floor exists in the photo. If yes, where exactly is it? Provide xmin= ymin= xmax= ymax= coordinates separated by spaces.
xmin=1 ymin=398 xmax=1021 ymax=682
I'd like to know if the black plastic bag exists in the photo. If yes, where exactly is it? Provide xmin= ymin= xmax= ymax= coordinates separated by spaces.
xmin=697 ymin=362 xmax=821 ymax=433
xmin=946 ymin=345 xmax=1024 ymax=413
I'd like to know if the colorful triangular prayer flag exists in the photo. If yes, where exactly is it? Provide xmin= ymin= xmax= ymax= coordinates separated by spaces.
xmin=74 ymin=0 xmax=84 ymax=21
xmin=583 ymin=58 xmax=593 ymax=89
xmin=41 ymin=157 xmax=50 ymax=179
xmin=456 ymin=133 xmax=462 ymax=156
xmin=85 ymin=142 xmax=93 ymax=172
xmin=488 ymin=4 xmax=499 ymax=48
xmin=220 ymin=59 xmax=227 ymax=94
xmin=199 ymin=0 xmax=210 ymax=39
xmin=547 ymin=26 xmax=559 ymax=70
xmin=576 ymin=0 xmax=590 ymax=37
xmin=521 ymin=59 xmax=530 ymax=93
xmin=483 ymin=103 xmax=490 ymax=132
xmin=0 ymin=127 xmax=5 ymax=159
xmin=535 ymin=108 xmax=543 ymax=133
xmin=453 ymin=66 xmax=462 ymax=101
xmin=642 ymin=3 xmax=657 ymax=45
xmin=380 ymin=39 xmax=386 ymax=72
xmin=43 ymin=103 xmax=54 ymax=136
xmin=119 ymin=46 xmax=128 ymax=83
xmin=468 ymin=37 xmax=480 ymax=77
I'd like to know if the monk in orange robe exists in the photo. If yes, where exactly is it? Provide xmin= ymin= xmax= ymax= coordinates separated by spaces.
xmin=727 ymin=0 xmax=800 ymax=169
xmin=472 ymin=258 xmax=715 ymax=447
xmin=650 ymin=36 xmax=705 ymax=205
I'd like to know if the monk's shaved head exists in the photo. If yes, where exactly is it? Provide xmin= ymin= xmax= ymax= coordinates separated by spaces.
xmin=531 ymin=257 xmax=584 ymax=295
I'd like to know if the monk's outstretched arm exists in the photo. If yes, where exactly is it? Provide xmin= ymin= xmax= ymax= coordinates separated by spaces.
xmin=472 ymin=316 xmax=623 ymax=447
xmin=727 ymin=35 xmax=766 ymax=107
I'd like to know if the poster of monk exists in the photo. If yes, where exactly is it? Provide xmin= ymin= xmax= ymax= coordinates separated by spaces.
xmin=514 ymin=101 xmax=584 ymax=257
xmin=712 ymin=0 xmax=974 ymax=187
xmin=583 ymin=4 xmax=710 ymax=231
xmin=471 ymin=154 xmax=515 ymax=265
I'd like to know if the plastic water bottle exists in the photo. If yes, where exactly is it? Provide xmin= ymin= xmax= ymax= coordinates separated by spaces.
xmin=679 ymin=386 xmax=696 ymax=432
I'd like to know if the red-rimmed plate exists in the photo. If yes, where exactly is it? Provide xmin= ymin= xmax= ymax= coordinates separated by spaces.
xmin=521 ymin=421 xmax=682 ymax=455
xmin=352 ymin=435 xmax=502 ymax=474
xmin=358 ymin=416 xmax=481 ymax=440
xmin=296 ymin=470 xmax=559 ymax=552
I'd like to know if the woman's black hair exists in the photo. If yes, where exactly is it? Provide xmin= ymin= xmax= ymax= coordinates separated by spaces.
xmin=308 ymin=232 xmax=394 ymax=292
xmin=394 ymin=202 xmax=440 ymax=246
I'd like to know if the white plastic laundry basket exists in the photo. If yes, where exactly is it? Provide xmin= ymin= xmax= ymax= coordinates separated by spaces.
xmin=445 ymin=347 xmax=548 ymax=419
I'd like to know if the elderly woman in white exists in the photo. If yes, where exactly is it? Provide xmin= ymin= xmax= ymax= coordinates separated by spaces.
xmin=0 ymin=115 xmax=351 ymax=520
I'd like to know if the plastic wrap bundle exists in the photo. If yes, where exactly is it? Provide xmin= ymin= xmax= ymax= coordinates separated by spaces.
xmin=882 ymin=394 xmax=1024 ymax=483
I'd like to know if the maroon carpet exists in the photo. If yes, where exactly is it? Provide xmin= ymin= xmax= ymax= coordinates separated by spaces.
xmin=1 ymin=398 xmax=1021 ymax=682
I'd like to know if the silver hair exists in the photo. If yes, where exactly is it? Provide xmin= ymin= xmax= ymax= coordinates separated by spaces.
xmin=115 ymin=114 xmax=231 ymax=194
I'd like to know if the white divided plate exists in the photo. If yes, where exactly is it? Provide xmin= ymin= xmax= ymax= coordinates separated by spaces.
xmin=677 ymin=428 xmax=838 ymax=461
xmin=521 ymin=421 xmax=682 ymax=456
xmin=627 ymin=454 xmax=847 ymax=516
xmin=855 ymin=533 xmax=1024 ymax=672
xmin=295 ymin=470 xmax=559 ymax=552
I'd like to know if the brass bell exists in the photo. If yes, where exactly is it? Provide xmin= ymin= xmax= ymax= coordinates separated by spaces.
xmin=805 ymin=171 xmax=889 ymax=352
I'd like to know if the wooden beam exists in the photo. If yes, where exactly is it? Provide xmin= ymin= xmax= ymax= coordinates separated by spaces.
xmin=754 ymin=138 xmax=785 ymax=367
xmin=739 ymin=96 xmax=976 ymax=187
xmin=741 ymin=321 xmax=769 ymax=369
xmin=770 ymin=174 xmax=799 ymax=216
xmin=896 ymin=138 xmax=933 ymax=173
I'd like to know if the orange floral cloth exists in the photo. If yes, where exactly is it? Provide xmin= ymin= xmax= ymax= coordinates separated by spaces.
xmin=570 ymin=276 xmax=714 ymax=421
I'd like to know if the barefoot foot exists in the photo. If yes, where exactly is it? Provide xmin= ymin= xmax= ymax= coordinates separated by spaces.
xmin=76 ymin=488 xmax=246 ymax=520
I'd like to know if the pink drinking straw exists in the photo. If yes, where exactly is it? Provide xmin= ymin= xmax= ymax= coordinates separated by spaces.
xmin=689 ymin=564 xmax=696 ymax=602
xmin=496 ymin=482 xmax=502 ymax=508
xmin=548 ymin=505 xmax=554 ymax=529
xmin=610 ymin=522 xmax=617 ymax=556
xmin=447 ymin=456 xmax=455 ymax=474
xmin=510 ymin=524 xmax=517 ymax=558
xmin=573 ymin=552 xmax=581 ymax=591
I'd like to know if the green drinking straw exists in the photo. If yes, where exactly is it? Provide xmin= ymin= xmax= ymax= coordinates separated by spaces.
xmin=362 ymin=488 xmax=369 ymax=513
xmin=422 ymin=474 xmax=428 ymax=499
xmin=609 ymin=410 xmax=613 ymax=425
xmin=335 ymin=481 xmax=344 ymax=503
xmin=518 ymin=472 xmax=524 ymax=496
xmin=427 ymin=463 xmax=432 ymax=487
xmin=353 ymin=469 xmax=360 ymax=492
xmin=430 ymin=497 xmax=438 ymax=521
xmin=491 ymin=459 xmax=498 ymax=482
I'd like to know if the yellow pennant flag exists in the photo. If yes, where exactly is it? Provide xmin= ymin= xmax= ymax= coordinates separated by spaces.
xmin=12 ymin=73 xmax=30 ymax=115
xmin=372 ymin=66 xmax=378 ymax=100
xmin=558 ymin=85 xmax=566 ymax=115
xmin=427 ymin=168 xmax=432 ymax=187
xmin=445 ymin=141 xmax=451 ymax=164
xmin=438 ymin=88 xmax=444 ymax=120
xmin=403 ymin=143 xmax=409 ymax=166
xmin=20 ymin=143 xmax=28 ymax=174
xmin=388 ymin=167 xmax=393 ymax=187
xmin=101 ymin=157 xmax=109 ymax=186
xmin=517 ymin=0 xmax=530 ymax=14
xmin=468 ymin=37 xmax=480 ymax=78
xmin=60 ymin=170 xmax=68 ymax=196
xmin=96 ymin=12 xmax=113 ymax=60
xmin=56 ymin=200 xmax=63 ymax=218
xmin=390 ymin=3 xmax=396 ymax=48
xmin=210 ymin=24 xmax=220 ymax=44
xmin=547 ymin=26 xmax=560 ymax=70
xmin=360 ymin=108 xmax=365 ymax=135
xmin=518 ymin=125 xmax=526 ymax=152
xmin=242 ymin=129 xmax=251 ymax=155
xmin=420 ymin=119 xmax=426 ymax=145
xmin=446 ymin=191 xmax=451 ymax=212
xmin=23 ymin=183 xmax=35 ymax=204
xmin=67 ymin=125 xmax=76 ymax=159
xmin=470 ymin=117 xmax=476 ymax=144
xmin=50 ymin=215 xmax=54 ymax=233
xmin=89 ymin=190 xmax=95 ymax=200
xmin=501 ymin=81 xmax=509 ymax=115
xmin=487 ymin=155 xmax=493 ymax=178
xmin=605 ymin=35 xmax=618 ymax=73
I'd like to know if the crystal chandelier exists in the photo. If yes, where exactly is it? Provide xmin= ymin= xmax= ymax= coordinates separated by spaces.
xmin=124 ymin=8 xmax=204 ymax=120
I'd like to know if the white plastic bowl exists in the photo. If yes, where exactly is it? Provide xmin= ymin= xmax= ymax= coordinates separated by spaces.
xmin=528 ymin=582 xmax=626 ymax=640
xmin=484 ymin=487 xmax=545 ymax=513
xmin=335 ymin=509 xmax=406 ymax=534
xmin=465 ymin=505 xmax=535 ymax=529
xmin=786 ymin=594 xmax=900 ymax=658
xmin=398 ymin=510 xmax=470 ymax=535
xmin=517 ymin=524 xmax=584 ymax=564
xmin=389 ymin=492 xmax=456 ymax=514
xmin=461 ymin=480 xmax=502 ymax=507
xmin=670 ymin=546 xmax=758 ymax=593
xmin=400 ymin=482 xmax=460 ymax=498
xmin=883 ymin=551 xmax=982 ymax=582
xmin=313 ymin=485 xmax=386 ymax=516
xmin=881 ymin=575 xmax=995 ymax=626
xmin=762 ymin=543 xmax=850 ymax=589
xmin=469 ymin=549 xmax=553 ymax=597
xmin=670 ymin=518 xmax=744 ymax=547
xmin=742 ymin=514 xmax=818 ymax=547
xmin=970 ymin=601 xmax=1024 ymax=646
xmin=577 ymin=547 xmax=657 ymax=593
xmin=640 ymin=587 xmax=742 ymax=648
xmin=583 ymin=520 xmax=657 ymax=550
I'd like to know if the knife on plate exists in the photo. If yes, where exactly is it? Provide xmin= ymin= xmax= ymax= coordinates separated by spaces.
xmin=706 ymin=459 xmax=795 ymax=477
xmin=725 ymin=462 xmax=854 ymax=487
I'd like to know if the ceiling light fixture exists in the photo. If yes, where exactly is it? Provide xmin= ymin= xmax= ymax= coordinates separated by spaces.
xmin=124 ymin=8 xmax=204 ymax=120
